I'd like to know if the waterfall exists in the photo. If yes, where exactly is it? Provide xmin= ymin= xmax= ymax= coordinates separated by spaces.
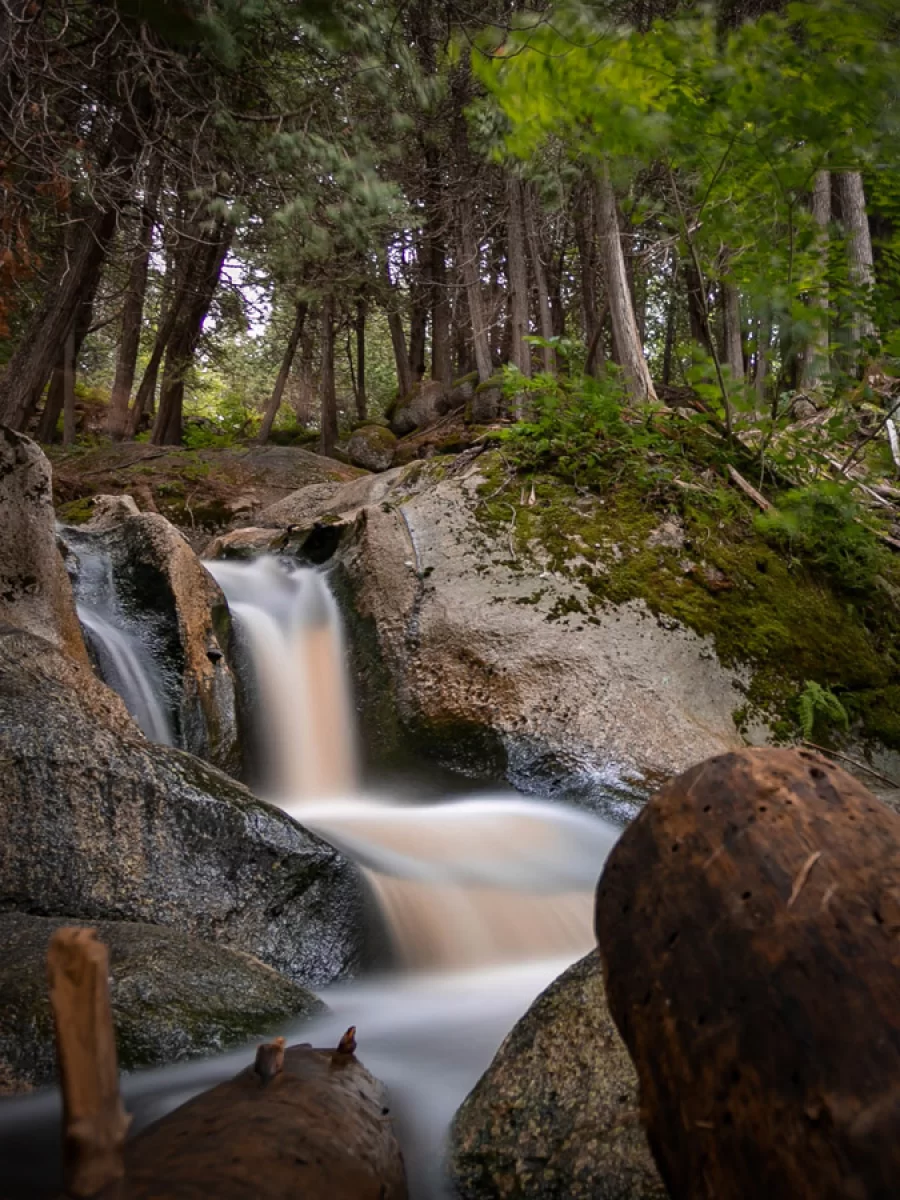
xmin=206 ymin=556 xmax=617 ymax=971
xmin=63 ymin=537 xmax=173 ymax=745
xmin=78 ymin=607 xmax=172 ymax=745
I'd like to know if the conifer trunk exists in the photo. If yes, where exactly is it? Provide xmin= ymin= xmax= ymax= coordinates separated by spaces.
xmin=507 ymin=176 xmax=531 ymax=383
xmin=800 ymin=170 xmax=832 ymax=391
xmin=524 ymin=186 xmax=555 ymax=374
xmin=836 ymin=170 xmax=876 ymax=349
xmin=319 ymin=293 xmax=338 ymax=455
xmin=596 ymin=163 xmax=657 ymax=403
xmin=458 ymin=199 xmax=493 ymax=384
xmin=257 ymin=300 xmax=308 ymax=444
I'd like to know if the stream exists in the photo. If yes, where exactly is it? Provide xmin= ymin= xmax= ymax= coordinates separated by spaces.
xmin=1 ymin=556 xmax=621 ymax=1198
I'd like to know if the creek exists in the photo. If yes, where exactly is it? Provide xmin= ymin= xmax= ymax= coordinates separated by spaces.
xmin=1 ymin=555 xmax=622 ymax=1199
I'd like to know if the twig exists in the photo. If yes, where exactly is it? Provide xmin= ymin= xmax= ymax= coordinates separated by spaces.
xmin=726 ymin=464 xmax=771 ymax=512
xmin=801 ymin=740 xmax=900 ymax=790
xmin=787 ymin=851 xmax=822 ymax=909
xmin=838 ymin=395 xmax=900 ymax=476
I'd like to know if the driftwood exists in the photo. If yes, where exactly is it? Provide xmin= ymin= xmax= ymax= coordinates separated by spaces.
xmin=48 ymin=927 xmax=132 ymax=1198
xmin=595 ymin=747 xmax=900 ymax=1200
xmin=121 ymin=1030 xmax=407 ymax=1199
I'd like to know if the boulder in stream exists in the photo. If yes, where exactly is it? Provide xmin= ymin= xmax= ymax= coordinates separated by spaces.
xmin=447 ymin=950 xmax=666 ymax=1200
xmin=0 ymin=625 xmax=370 ymax=989
xmin=0 ymin=912 xmax=325 ymax=1091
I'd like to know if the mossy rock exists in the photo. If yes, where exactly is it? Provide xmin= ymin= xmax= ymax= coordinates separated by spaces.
xmin=0 ymin=913 xmax=325 ymax=1089
xmin=347 ymin=425 xmax=398 ymax=472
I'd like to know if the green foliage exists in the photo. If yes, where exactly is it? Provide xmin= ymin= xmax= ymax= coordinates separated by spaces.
xmin=754 ymin=481 xmax=885 ymax=590
xmin=796 ymin=680 xmax=850 ymax=740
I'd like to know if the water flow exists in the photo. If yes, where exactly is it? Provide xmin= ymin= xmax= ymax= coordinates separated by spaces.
xmin=64 ymin=539 xmax=172 ymax=745
xmin=207 ymin=556 xmax=616 ymax=973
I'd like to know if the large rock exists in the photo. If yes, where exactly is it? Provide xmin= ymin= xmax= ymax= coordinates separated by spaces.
xmin=333 ymin=465 xmax=748 ymax=813
xmin=68 ymin=503 xmax=240 ymax=773
xmin=0 ymin=426 xmax=87 ymax=662
xmin=347 ymin=425 xmax=398 ymax=472
xmin=0 ymin=625 xmax=369 ymax=987
xmin=448 ymin=951 xmax=666 ymax=1200
xmin=390 ymin=380 xmax=450 ymax=436
xmin=0 ymin=912 xmax=325 ymax=1091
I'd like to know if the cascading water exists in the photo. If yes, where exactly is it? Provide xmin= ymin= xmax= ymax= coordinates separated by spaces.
xmin=0 ymin=555 xmax=621 ymax=1200
xmin=62 ymin=535 xmax=173 ymax=745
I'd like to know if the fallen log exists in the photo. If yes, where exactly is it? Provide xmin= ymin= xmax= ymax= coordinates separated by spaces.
xmin=595 ymin=747 xmax=900 ymax=1200
xmin=121 ymin=1030 xmax=407 ymax=1200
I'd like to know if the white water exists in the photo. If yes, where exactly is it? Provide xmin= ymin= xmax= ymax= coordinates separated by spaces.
xmin=78 ymin=606 xmax=172 ymax=745
xmin=0 ymin=556 xmax=621 ymax=1199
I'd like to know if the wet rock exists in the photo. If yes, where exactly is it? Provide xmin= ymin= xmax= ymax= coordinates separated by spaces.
xmin=204 ymin=527 xmax=286 ymax=559
xmin=74 ymin=503 xmax=240 ymax=773
xmin=448 ymin=950 xmax=666 ymax=1200
xmin=0 ymin=912 xmax=325 ymax=1089
xmin=0 ymin=427 xmax=87 ymax=662
xmin=347 ymin=425 xmax=398 ymax=473
xmin=332 ymin=467 xmax=747 ymax=809
xmin=0 ymin=625 xmax=369 ymax=987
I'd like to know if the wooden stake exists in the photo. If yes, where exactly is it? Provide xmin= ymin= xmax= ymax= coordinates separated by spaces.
xmin=47 ymin=928 xmax=131 ymax=1198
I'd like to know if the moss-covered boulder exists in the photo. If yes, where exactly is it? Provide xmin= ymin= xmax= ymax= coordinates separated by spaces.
xmin=448 ymin=950 xmax=666 ymax=1200
xmin=390 ymin=380 xmax=451 ymax=436
xmin=0 ymin=913 xmax=325 ymax=1091
xmin=0 ymin=625 xmax=369 ymax=988
xmin=347 ymin=425 xmax=399 ymax=473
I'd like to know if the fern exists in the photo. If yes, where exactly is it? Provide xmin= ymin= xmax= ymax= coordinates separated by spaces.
xmin=796 ymin=681 xmax=849 ymax=740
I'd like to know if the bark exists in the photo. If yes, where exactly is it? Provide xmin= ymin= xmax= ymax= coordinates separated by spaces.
xmin=0 ymin=89 xmax=149 ymax=430
xmin=257 ymin=300 xmax=308 ymax=444
xmin=596 ymin=163 xmax=657 ymax=403
xmin=107 ymin=156 xmax=162 ymax=440
xmin=524 ymin=186 xmax=555 ymax=374
xmin=48 ymin=928 xmax=130 ymax=1197
xmin=458 ymin=198 xmax=493 ymax=384
xmin=121 ymin=1039 xmax=407 ymax=1199
xmin=799 ymin=169 xmax=832 ymax=391
xmin=506 ymin=175 xmax=531 ymax=383
xmin=836 ymin=171 xmax=876 ymax=346
xmin=430 ymin=232 xmax=452 ymax=389
xmin=722 ymin=279 xmax=744 ymax=381
xmin=355 ymin=296 xmax=368 ymax=421
xmin=684 ymin=259 xmax=715 ymax=357
xmin=36 ymin=287 xmax=97 ymax=444
xmin=318 ymin=292 xmax=338 ymax=456
xmin=383 ymin=254 xmax=414 ymax=399
xmin=662 ymin=260 xmax=678 ymax=388
xmin=596 ymin=747 xmax=900 ymax=1200
xmin=574 ymin=180 xmax=600 ymax=367
xmin=0 ymin=208 xmax=117 ymax=431
xmin=151 ymin=226 xmax=230 ymax=446
xmin=408 ymin=249 xmax=428 ymax=384
xmin=61 ymin=329 xmax=77 ymax=446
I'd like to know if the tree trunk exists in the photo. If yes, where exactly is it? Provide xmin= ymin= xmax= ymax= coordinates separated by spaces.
xmin=800 ymin=170 xmax=832 ymax=391
xmin=524 ymin=186 xmax=555 ymax=374
xmin=430 ymin=234 xmax=452 ymax=390
xmin=0 ymin=208 xmax=117 ymax=431
xmin=408 ymin=236 xmax=429 ymax=382
xmin=107 ymin=156 xmax=162 ymax=440
xmin=319 ymin=293 xmax=338 ymax=456
xmin=684 ymin=258 xmax=714 ymax=357
xmin=722 ymin=279 xmax=744 ymax=381
xmin=458 ymin=199 xmax=493 ymax=384
xmin=151 ymin=226 xmax=229 ymax=446
xmin=36 ymin=284 xmax=97 ymax=444
xmin=61 ymin=329 xmax=77 ymax=446
xmin=507 ymin=175 xmax=531 ymax=389
xmin=257 ymin=300 xmax=308 ymax=444
xmin=596 ymin=163 xmax=657 ymax=403
xmin=574 ymin=180 xmax=600 ymax=371
xmin=662 ymin=256 xmax=678 ymax=387
xmin=836 ymin=170 xmax=876 ymax=347
xmin=383 ymin=253 xmax=414 ymax=399
xmin=355 ymin=296 xmax=368 ymax=421
xmin=596 ymin=746 xmax=900 ymax=1200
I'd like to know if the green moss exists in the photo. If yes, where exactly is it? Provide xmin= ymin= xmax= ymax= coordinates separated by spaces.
xmin=474 ymin=452 xmax=900 ymax=748
xmin=56 ymin=496 xmax=95 ymax=524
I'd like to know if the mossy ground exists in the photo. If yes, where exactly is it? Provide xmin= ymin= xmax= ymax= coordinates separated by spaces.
xmin=474 ymin=450 xmax=900 ymax=749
